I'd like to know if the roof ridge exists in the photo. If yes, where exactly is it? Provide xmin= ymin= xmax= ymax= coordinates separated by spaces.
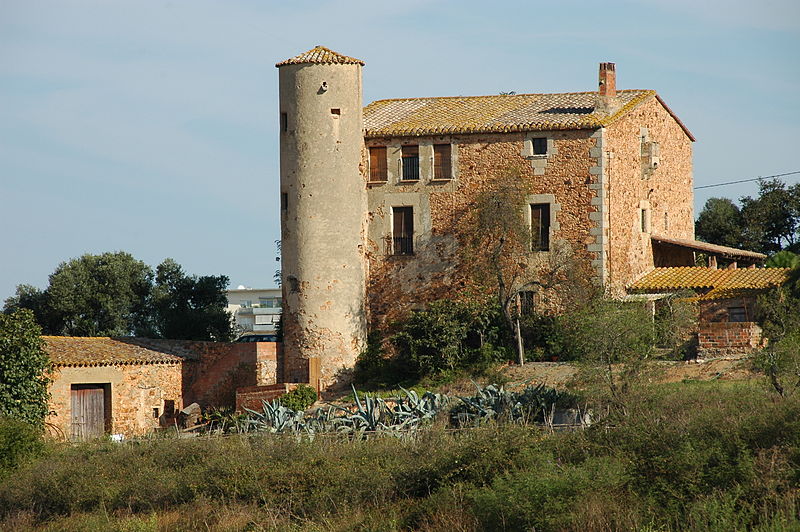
xmin=276 ymin=45 xmax=364 ymax=67
xmin=366 ymin=89 xmax=653 ymax=106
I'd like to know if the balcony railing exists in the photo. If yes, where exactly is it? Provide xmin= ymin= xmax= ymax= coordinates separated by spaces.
xmin=393 ymin=236 xmax=414 ymax=255
xmin=402 ymin=157 xmax=419 ymax=181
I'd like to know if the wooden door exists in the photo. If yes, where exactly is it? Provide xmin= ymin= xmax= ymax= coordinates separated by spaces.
xmin=71 ymin=385 xmax=107 ymax=440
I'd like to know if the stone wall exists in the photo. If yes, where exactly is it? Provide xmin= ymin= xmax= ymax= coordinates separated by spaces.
xmin=604 ymin=96 xmax=694 ymax=294
xmin=48 ymin=362 xmax=182 ymax=438
xmin=364 ymin=130 xmax=599 ymax=326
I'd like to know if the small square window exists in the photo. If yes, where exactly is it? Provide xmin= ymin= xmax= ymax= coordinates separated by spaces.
xmin=728 ymin=307 xmax=747 ymax=322
xmin=532 ymin=138 xmax=548 ymax=156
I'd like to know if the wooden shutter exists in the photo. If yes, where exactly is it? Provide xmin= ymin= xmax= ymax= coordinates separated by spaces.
xmin=369 ymin=147 xmax=387 ymax=181
xmin=433 ymin=144 xmax=451 ymax=179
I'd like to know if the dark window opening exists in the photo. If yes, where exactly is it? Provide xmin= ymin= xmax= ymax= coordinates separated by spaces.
xmin=433 ymin=144 xmax=452 ymax=179
xmin=519 ymin=291 xmax=535 ymax=315
xmin=330 ymin=108 xmax=340 ymax=116
xmin=531 ymin=203 xmax=551 ymax=251
xmin=401 ymin=145 xmax=419 ymax=181
xmin=729 ymin=307 xmax=747 ymax=322
xmin=369 ymin=146 xmax=388 ymax=181
xmin=164 ymin=400 xmax=175 ymax=418
xmin=281 ymin=193 xmax=288 ymax=212
xmin=280 ymin=112 xmax=288 ymax=132
xmin=392 ymin=206 xmax=414 ymax=255
xmin=532 ymin=138 xmax=548 ymax=156
xmin=641 ymin=209 xmax=648 ymax=233
xmin=153 ymin=408 xmax=160 ymax=419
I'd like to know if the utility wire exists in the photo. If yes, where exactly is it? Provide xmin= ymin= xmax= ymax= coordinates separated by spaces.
xmin=694 ymin=170 xmax=800 ymax=190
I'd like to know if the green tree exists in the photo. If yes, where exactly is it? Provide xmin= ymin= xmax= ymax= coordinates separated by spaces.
xmin=44 ymin=252 xmax=154 ymax=336
xmin=151 ymin=259 xmax=234 ymax=341
xmin=2 ymin=285 xmax=55 ymax=333
xmin=695 ymin=197 xmax=744 ymax=248
xmin=740 ymin=179 xmax=800 ymax=254
xmin=765 ymin=250 xmax=800 ymax=269
xmin=0 ymin=310 xmax=52 ymax=426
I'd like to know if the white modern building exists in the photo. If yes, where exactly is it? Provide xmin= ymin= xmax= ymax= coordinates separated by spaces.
xmin=226 ymin=286 xmax=282 ymax=334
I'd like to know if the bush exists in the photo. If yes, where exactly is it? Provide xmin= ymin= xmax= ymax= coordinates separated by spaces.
xmin=277 ymin=384 xmax=318 ymax=411
xmin=0 ymin=416 xmax=44 ymax=479
xmin=391 ymin=299 xmax=509 ymax=379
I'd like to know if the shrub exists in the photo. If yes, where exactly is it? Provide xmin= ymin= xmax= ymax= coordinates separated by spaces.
xmin=0 ymin=416 xmax=44 ymax=479
xmin=391 ymin=299 xmax=509 ymax=379
xmin=277 ymin=384 xmax=318 ymax=411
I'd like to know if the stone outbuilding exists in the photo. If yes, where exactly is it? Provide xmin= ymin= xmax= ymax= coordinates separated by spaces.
xmin=628 ymin=267 xmax=790 ymax=356
xmin=44 ymin=336 xmax=282 ymax=440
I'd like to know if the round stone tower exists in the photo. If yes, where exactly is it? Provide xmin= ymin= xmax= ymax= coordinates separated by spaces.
xmin=276 ymin=46 xmax=368 ymax=392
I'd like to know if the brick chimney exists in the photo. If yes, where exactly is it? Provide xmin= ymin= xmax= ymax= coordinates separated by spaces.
xmin=596 ymin=62 xmax=618 ymax=114
xmin=598 ymin=62 xmax=616 ymax=98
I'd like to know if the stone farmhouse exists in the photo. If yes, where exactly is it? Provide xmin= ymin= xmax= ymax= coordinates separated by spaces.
xmin=277 ymin=46 xmax=767 ymax=392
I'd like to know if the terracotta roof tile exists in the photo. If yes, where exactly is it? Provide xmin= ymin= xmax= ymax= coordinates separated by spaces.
xmin=629 ymin=267 xmax=790 ymax=298
xmin=364 ymin=90 xmax=656 ymax=138
xmin=44 ymin=336 xmax=185 ymax=367
xmin=276 ymin=46 xmax=364 ymax=67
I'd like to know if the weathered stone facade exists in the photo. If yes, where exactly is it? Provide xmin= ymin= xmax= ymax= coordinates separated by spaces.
xmin=48 ymin=361 xmax=182 ymax=438
xmin=44 ymin=337 xmax=281 ymax=438
xmin=277 ymin=46 xmax=700 ymax=390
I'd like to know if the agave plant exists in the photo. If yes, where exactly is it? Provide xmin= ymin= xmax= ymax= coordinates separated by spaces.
xmin=244 ymin=399 xmax=305 ymax=433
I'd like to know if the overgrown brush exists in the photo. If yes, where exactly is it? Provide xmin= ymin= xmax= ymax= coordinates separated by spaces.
xmin=2 ymin=381 xmax=797 ymax=531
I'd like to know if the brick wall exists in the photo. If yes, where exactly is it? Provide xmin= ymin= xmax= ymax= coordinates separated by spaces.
xmin=698 ymin=321 xmax=763 ymax=356
xmin=235 ymin=383 xmax=302 ymax=412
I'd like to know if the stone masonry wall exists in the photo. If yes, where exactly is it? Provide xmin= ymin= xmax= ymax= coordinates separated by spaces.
xmin=604 ymin=96 xmax=694 ymax=294
xmin=48 ymin=362 xmax=182 ymax=438
xmin=365 ymin=130 xmax=599 ymax=326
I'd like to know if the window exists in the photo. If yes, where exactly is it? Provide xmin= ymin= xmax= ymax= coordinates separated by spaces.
xmin=401 ymin=145 xmax=419 ymax=181
xmin=259 ymin=297 xmax=282 ymax=309
xmin=281 ymin=193 xmax=288 ymax=212
xmin=729 ymin=307 xmax=747 ymax=322
xmin=640 ymin=208 xmax=649 ymax=233
xmin=280 ymin=112 xmax=288 ymax=132
xmin=392 ymin=206 xmax=414 ymax=255
xmin=518 ymin=291 xmax=536 ymax=315
xmin=532 ymin=138 xmax=548 ymax=156
xmin=240 ymin=300 xmax=252 ymax=308
xmin=369 ymin=146 xmax=388 ymax=182
xmin=330 ymin=108 xmax=340 ymax=116
xmin=433 ymin=144 xmax=452 ymax=180
xmin=531 ymin=203 xmax=551 ymax=251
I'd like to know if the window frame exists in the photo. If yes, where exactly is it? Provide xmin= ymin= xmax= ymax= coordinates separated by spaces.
xmin=400 ymin=145 xmax=420 ymax=182
xmin=391 ymin=206 xmax=414 ymax=255
xmin=530 ymin=203 xmax=552 ymax=252
xmin=432 ymin=144 xmax=453 ymax=180
xmin=368 ymin=146 xmax=388 ymax=182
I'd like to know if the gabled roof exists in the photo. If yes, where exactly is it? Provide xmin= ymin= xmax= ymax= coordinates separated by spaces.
xmin=44 ymin=336 xmax=185 ymax=367
xmin=276 ymin=46 xmax=364 ymax=67
xmin=629 ymin=267 xmax=790 ymax=300
xmin=652 ymin=235 xmax=766 ymax=261
xmin=364 ymin=89 xmax=694 ymax=139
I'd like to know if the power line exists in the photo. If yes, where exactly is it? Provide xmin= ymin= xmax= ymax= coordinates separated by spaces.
xmin=694 ymin=171 xmax=800 ymax=190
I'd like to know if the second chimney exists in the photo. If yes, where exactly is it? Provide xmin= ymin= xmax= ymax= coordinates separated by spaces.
xmin=599 ymin=62 xmax=616 ymax=98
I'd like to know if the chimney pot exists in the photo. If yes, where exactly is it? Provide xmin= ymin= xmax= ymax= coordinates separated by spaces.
xmin=599 ymin=62 xmax=617 ymax=98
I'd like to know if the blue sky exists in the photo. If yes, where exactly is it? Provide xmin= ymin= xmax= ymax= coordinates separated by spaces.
xmin=1 ymin=0 xmax=799 ymax=302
